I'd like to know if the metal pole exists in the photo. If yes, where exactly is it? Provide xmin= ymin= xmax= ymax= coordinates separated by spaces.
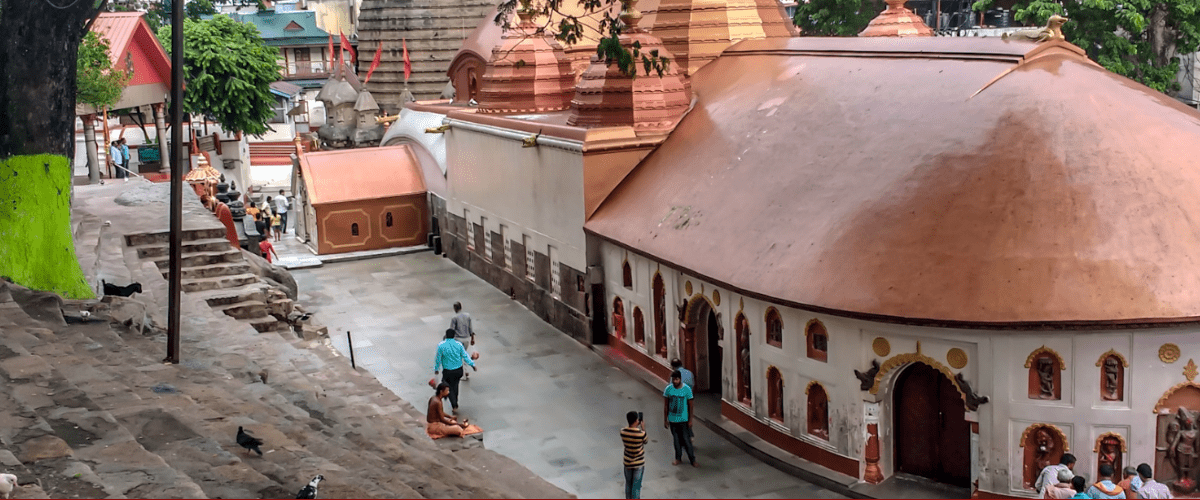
xmin=347 ymin=331 xmax=356 ymax=369
xmin=165 ymin=0 xmax=185 ymax=364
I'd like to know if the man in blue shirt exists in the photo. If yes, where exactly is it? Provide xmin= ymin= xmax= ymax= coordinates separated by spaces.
xmin=670 ymin=359 xmax=695 ymax=389
xmin=1087 ymin=464 xmax=1127 ymax=499
xmin=663 ymin=370 xmax=697 ymax=467
xmin=434 ymin=329 xmax=476 ymax=412
xmin=119 ymin=138 xmax=131 ymax=179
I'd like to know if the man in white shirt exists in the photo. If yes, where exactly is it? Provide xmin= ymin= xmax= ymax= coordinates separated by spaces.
xmin=1036 ymin=454 xmax=1076 ymax=496
xmin=273 ymin=189 xmax=290 ymax=234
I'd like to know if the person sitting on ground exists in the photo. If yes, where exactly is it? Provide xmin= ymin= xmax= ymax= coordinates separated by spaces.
xmin=1135 ymin=463 xmax=1172 ymax=499
xmin=1038 ymin=454 xmax=1078 ymax=495
xmin=670 ymin=359 xmax=695 ymax=389
xmin=1088 ymin=464 xmax=1127 ymax=499
xmin=426 ymin=382 xmax=465 ymax=438
xmin=1045 ymin=468 xmax=1078 ymax=499
xmin=1072 ymin=476 xmax=1093 ymax=499
xmin=1118 ymin=466 xmax=1142 ymax=499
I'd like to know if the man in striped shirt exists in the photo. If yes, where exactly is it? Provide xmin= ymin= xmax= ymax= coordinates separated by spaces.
xmin=434 ymin=329 xmax=476 ymax=413
xmin=621 ymin=411 xmax=647 ymax=499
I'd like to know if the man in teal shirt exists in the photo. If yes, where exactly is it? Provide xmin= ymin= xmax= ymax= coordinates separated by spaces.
xmin=434 ymin=329 xmax=476 ymax=412
xmin=663 ymin=370 xmax=697 ymax=467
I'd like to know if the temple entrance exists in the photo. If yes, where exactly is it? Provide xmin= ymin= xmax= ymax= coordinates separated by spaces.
xmin=680 ymin=299 xmax=722 ymax=393
xmin=894 ymin=362 xmax=970 ymax=487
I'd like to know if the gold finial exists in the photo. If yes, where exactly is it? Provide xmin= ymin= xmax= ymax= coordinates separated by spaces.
xmin=620 ymin=0 xmax=642 ymax=30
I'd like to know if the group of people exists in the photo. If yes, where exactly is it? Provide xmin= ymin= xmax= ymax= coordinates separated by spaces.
xmin=108 ymin=138 xmax=131 ymax=179
xmin=247 ymin=190 xmax=292 ymax=263
xmin=1037 ymin=454 xmax=1174 ymax=499
xmin=427 ymin=302 xmax=479 ymax=439
xmin=621 ymin=359 xmax=700 ymax=499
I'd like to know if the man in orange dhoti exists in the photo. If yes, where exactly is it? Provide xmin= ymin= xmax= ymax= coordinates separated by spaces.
xmin=426 ymin=382 xmax=482 ymax=439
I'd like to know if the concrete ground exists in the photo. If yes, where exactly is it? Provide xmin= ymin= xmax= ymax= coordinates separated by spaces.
xmin=291 ymin=252 xmax=846 ymax=499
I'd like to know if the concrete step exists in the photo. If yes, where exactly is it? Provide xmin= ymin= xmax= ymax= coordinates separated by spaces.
xmin=181 ymin=273 xmax=261 ymax=293
xmin=241 ymin=315 xmax=288 ymax=333
xmin=178 ymin=262 xmax=253 ymax=280
xmin=216 ymin=300 xmax=269 ymax=320
xmin=152 ymin=249 xmax=242 ymax=270
xmin=125 ymin=227 xmax=227 ymax=247
xmin=191 ymin=283 xmax=271 ymax=308
xmin=135 ymin=238 xmax=232 ymax=259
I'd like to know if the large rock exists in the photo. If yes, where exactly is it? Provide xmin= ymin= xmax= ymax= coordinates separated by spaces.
xmin=18 ymin=435 xmax=73 ymax=462
xmin=239 ymin=249 xmax=297 ymax=300
xmin=3 ymin=279 xmax=65 ymax=325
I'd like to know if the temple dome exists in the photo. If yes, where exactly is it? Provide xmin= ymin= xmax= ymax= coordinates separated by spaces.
xmin=859 ymin=0 xmax=934 ymax=37
xmin=476 ymin=8 xmax=578 ymax=114
xmin=645 ymin=0 xmax=796 ymax=76
xmin=567 ymin=1 xmax=692 ymax=134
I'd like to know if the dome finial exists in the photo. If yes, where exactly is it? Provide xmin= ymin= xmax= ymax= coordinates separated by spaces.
xmin=620 ymin=0 xmax=643 ymax=30
xmin=858 ymin=0 xmax=933 ymax=37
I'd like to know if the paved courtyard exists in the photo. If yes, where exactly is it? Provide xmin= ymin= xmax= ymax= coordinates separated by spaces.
xmin=292 ymin=251 xmax=845 ymax=499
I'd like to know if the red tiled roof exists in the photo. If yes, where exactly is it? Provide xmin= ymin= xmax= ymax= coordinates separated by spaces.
xmin=90 ymin=12 xmax=172 ymax=85
xmin=297 ymin=145 xmax=426 ymax=205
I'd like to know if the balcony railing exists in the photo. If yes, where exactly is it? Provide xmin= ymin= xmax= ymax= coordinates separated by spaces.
xmin=284 ymin=62 xmax=331 ymax=79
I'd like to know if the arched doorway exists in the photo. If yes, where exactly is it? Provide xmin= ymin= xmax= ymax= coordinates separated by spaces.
xmin=893 ymin=362 xmax=970 ymax=487
xmin=681 ymin=298 xmax=722 ymax=393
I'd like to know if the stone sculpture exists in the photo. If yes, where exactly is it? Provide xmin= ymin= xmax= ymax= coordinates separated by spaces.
xmin=1098 ymin=435 xmax=1122 ymax=479
xmin=1034 ymin=428 xmax=1056 ymax=477
xmin=1103 ymin=356 xmax=1121 ymax=400
xmin=1166 ymin=407 xmax=1200 ymax=492
xmin=955 ymin=372 xmax=990 ymax=411
xmin=1038 ymin=357 xmax=1056 ymax=398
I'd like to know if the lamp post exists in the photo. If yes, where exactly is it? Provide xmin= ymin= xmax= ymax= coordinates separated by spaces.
xmin=166 ymin=0 xmax=184 ymax=364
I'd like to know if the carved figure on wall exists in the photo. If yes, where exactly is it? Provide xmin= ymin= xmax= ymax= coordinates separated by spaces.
xmin=955 ymin=372 xmax=990 ymax=411
xmin=611 ymin=298 xmax=625 ymax=339
xmin=1103 ymin=356 xmax=1121 ymax=401
xmin=1097 ymin=435 xmax=1122 ymax=481
xmin=1022 ymin=424 xmax=1066 ymax=489
xmin=676 ymin=299 xmax=687 ymax=323
xmin=738 ymin=321 xmax=752 ymax=403
xmin=1166 ymin=407 xmax=1200 ymax=491
xmin=855 ymin=359 xmax=881 ymax=391
xmin=1034 ymin=428 xmax=1057 ymax=476
xmin=1038 ymin=357 xmax=1056 ymax=398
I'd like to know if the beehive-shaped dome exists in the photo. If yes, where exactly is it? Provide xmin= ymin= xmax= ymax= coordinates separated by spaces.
xmin=567 ymin=1 xmax=691 ymax=134
xmin=859 ymin=0 xmax=934 ymax=37
xmin=646 ymin=0 xmax=796 ymax=76
xmin=477 ymin=8 xmax=578 ymax=114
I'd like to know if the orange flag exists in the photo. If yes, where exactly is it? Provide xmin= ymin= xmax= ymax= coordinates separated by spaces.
xmin=340 ymin=32 xmax=357 ymax=65
xmin=327 ymin=34 xmax=335 ymax=73
xmin=364 ymin=42 xmax=383 ymax=84
xmin=403 ymin=38 xmax=411 ymax=82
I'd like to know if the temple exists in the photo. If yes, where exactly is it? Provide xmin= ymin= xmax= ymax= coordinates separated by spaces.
xmin=343 ymin=0 xmax=1200 ymax=496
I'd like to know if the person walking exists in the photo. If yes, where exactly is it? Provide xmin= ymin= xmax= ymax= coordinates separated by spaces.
xmin=259 ymin=237 xmax=279 ymax=264
xmin=450 ymin=302 xmax=475 ymax=379
xmin=119 ymin=138 xmax=131 ymax=179
xmin=663 ymin=370 xmax=697 ymax=467
xmin=1134 ymin=464 xmax=1171 ymax=499
xmin=670 ymin=359 xmax=695 ymax=389
xmin=433 ymin=329 xmax=476 ymax=413
xmin=274 ymin=189 xmax=290 ymax=234
xmin=108 ymin=141 xmax=122 ymax=179
xmin=271 ymin=211 xmax=283 ymax=241
xmin=620 ymin=411 xmax=647 ymax=499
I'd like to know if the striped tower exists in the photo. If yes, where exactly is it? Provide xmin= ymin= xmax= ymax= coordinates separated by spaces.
xmin=644 ymin=0 xmax=796 ymax=77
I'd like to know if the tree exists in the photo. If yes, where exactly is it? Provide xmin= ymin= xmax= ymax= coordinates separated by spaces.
xmin=792 ymin=0 xmax=883 ymax=36
xmin=158 ymin=14 xmax=279 ymax=135
xmin=974 ymin=0 xmax=1200 ymax=93
xmin=146 ymin=0 xmax=261 ymax=37
xmin=77 ymin=31 xmax=132 ymax=108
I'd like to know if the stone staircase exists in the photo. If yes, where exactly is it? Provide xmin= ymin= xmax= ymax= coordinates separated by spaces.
xmin=124 ymin=228 xmax=290 ymax=334
xmin=0 ymin=280 xmax=557 ymax=499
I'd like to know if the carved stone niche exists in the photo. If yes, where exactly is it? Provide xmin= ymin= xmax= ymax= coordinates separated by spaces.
xmin=1026 ymin=348 xmax=1064 ymax=400
xmin=1095 ymin=433 xmax=1125 ymax=481
xmin=1020 ymin=424 xmax=1067 ymax=490
xmin=1154 ymin=384 xmax=1200 ymax=496
xmin=1098 ymin=350 xmax=1128 ymax=402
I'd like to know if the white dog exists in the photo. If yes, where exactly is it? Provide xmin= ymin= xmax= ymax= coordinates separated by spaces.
xmin=0 ymin=473 xmax=17 ymax=499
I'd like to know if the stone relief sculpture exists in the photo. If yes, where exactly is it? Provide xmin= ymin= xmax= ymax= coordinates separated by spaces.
xmin=1038 ymin=357 xmax=1056 ymax=398
xmin=1103 ymin=356 xmax=1121 ymax=401
xmin=1022 ymin=424 xmax=1066 ymax=489
xmin=955 ymin=372 xmax=990 ymax=411
xmin=1034 ymin=428 xmax=1056 ymax=475
xmin=1165 ymin=407 xmax=1200 ymax=492
xmin=1097 ymin=435 xmax=1122 ymax=480
xmin=855 ymin=359 xmax=881 ymax=391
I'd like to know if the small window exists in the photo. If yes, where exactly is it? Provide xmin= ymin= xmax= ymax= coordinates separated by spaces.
xmin=806 ymin=319 xmax=828 ymax=362
xmin=351 ymin=223 xmax=359 ymax=236
xmin=767 ymin=367 xmax=784 ymax=422
xmin=633 ymin=307 xmax=646 ymax=346
xmin=622 ymin=261 xmax=633 ymax=288
xmin=765 ymin=308 xmax=783 ymax=348
xmin=386 ymin=212 xmax=393 ymax=227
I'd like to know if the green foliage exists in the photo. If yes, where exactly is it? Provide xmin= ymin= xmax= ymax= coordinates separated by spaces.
xmin=159 ymin=15 xmax=280 ymax=135
xmin=0 ymin=155 xmax=94 ymax=300
xmin=494 ymin=0 xmax=671 ymax=77
xmin=146 ymin=0 xmax=263 ymax=37
xmin=792 ymin=0 xmax=883 ymax=36
xmin=76 ymin=31 xmax=132 ymax=108
xmin=980 ymin=0 xmax=1200 ymax=93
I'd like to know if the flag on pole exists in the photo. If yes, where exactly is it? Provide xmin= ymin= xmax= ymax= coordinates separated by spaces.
xmin=340 ymin=32 xmax=357 ymax=65
xmin=364 ymin=42 xmax=383 ymax=84
xmin=402 ymin=38 xmax=411 ymax=83
xmin=327 ymin=34 xmax=335 ymax=74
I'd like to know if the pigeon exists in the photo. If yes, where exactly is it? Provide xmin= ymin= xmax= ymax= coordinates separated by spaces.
xmin=0 ymin=473 xmax=16 ymax=499
xmin=236 ymin=426 xmax=264 ymax=456
xmin=295 ymin=474 xmax=324 ymax=499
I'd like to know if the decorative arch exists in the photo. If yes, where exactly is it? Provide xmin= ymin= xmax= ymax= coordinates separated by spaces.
xmin=805 ymin=380 xmax=829 ymax=440
xmin=632 ymin=306 xmax=646 ymax=346
xmin=1094 ymin=432 xmax=1125 ymax=480
xmin=764 ymin=307 xmax=783 ymax=348
xmin=652 ymin=272 xmax=667 ymax=358
xmin=622 ymin=259 xmax=633 ymax=288
xmin=767 ymin=366 xmax=784 ymax=422
xmin=683 ymin=293 xmax=716 ymax=327
xmin=611 ymin=296 xmax=626 ymax=339
xmin=868 ymin=344 xmax=970 ymax=406
xmin=735 ymin=312 xmax=751 ymax=404
xmin=1019 ymin=423 xmax=1069 ymax=490
xmin=1092 ymin=432 xmax=1127 ymax=453
xmin=1095 ymin=349 xmax=1129 ymax=368
xmin=1026 ymin=346 xmax=1065 ymax=400
xmin=1153 ymin=381 xmax=1200 ymax=413
xmin=805 ymin=318 xmax=828 ymax=362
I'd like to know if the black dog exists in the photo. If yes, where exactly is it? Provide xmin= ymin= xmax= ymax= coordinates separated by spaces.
xmin=101 ymin=280 xmax=142 ymax=297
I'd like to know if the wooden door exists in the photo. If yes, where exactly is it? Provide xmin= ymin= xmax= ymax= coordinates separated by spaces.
xmin=706 ymin=310 xmax=721 ymax=393
xmin=894 ymin=363 xmax=970 ymax=487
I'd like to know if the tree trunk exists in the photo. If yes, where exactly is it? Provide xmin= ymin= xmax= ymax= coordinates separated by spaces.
xmin=1147 ymin=3 xmax=1177 ymax=68
xmin=83 ymin=114 xmax=100 ymax=184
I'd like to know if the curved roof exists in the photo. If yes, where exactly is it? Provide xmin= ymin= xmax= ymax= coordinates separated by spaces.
xmin=585 ymin=37 xmax=1200 ymax=327
xmin=297 ymin=145 xmax=426 ymax=205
